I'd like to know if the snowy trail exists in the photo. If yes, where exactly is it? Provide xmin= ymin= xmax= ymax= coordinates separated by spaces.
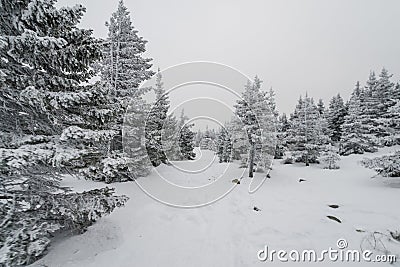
xmin=33 ymin=147 xmax=400 ymax=267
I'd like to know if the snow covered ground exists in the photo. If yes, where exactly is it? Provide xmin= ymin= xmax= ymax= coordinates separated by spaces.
xmin=32 ymin=147 xmax=400 ymax=266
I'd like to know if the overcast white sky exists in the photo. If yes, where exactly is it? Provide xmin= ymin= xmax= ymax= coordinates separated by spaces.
xmin=58 ymin=0 xmax=400 ymax=115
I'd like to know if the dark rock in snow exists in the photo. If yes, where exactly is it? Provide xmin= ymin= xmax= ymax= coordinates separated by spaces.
xmin=253 ymin=206 xmax=261 ymax=212
xmin=328 ymin=204 xmax=340 ymax=209
xmin=299 ymin=178 xmax=306 ymax=182
xmin=232 ymin=178 xmax=240 ymax=184
xmin=327 ymin=215 xmax=342 ymax=223
xmin=390 ymin=231 xmax=400 ymax=241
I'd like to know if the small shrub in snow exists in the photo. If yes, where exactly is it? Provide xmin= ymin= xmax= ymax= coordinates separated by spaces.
xmin=320 ymin=144 xmax=340 ymax=169
xmin=361 ymin=151 xmax=400 ymax=177
xmin=282 ymin=157 xmax=294 ymax=164
xmin=292 ymin=143 xmax=320 ymax=164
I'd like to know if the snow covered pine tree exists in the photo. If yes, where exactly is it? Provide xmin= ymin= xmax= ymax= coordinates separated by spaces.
xmin=341 ymin=69 xmax=400 ymax=155
xmin=326 ymin=94 xmax=347 ymax=142
xmin=234 ymin=77 xmax=276 ymax=177
xmin=275 ymin=113 xmax=290 ymax=159
xmin=340 ymin=81 xmax=376 ymax=155
xmin=0 ymin=1 xmax=127 ymax=265
xmin=216 ymin=127 xmax=232 ymax=163
xmin=146 ymin=69 xmax=171 ymax=166
xmin=286 ymin=94 xmax=329 ymax=165
xmin=161 ymin=112 xmax=181 ymax=162
xmin=199 ymin=126 xmax=216 ymax=151
xmin=100 ymin=0 xmax=154 ymax=94
xmin=177 ymin=110 xmax=196 ymax=160
xmin=60 ymin=0 xmax=155 ymax=182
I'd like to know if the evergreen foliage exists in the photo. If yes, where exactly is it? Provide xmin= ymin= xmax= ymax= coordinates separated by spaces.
xmin=100 ymin=0 xmax=154 ymax=94
xmin=320 ymin=144 xmax=340 ymax=169
xmin=177 ymin=111 xmax=196 ymax=160
xmin=145 ymin=70 xmax=170 ymax=166
xmin=286 ymin=94 xmax=329 ymax=165
xmin=0 ymin=1 xmax=128 ymax=265
xmin=326 ymin=94 xmax=347 ymax=142
xmin=362 ymin=151 xmax=400 ymax=177
xmin=234 ymin=77 xmax=276 ymax=176
xmin=216 ymin=127 xmax=232 ymax=163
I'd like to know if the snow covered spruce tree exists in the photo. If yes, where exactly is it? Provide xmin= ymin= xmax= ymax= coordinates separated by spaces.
xmin=100 ymin=0 xmax=154 ymax=95
xmin=286 ymin=94 xmax=329 ymax=165
xmin=226 ymin=117 xmax=248 ymax=161
xmin=60 ymin=0 xmax=155 ymax=181
xmin=326 ymin=94 xmax=347 ymax=142
xmin=144 ymin=73 xmax=192 ymax=163
xmin=177 ymin=110 xmax=196 ymax=160
xmin=199 ymin=126 xmax=216 ymax=151
xmin=278 ymin=113 xmax=291 ymax=133
xmin=56 ymin=81 xmax=152 ymax=182
xmin=274 ymin=113 xmax=290 ymax=159
xmin=161 ymin=113 xmax=181 ymax=161
xmin=345 ymin=69 xmax=398 ymax=149
xmin=370 ymin=68 xmax=398 ymax=141
xmin=0 ymin=1 xmax=127 ymax=265
xmin=122 ymin=94 xmax=153 ymax=177
xmin=380 ymin=72 xmax=400 ymax=145
xmin=194 ymin=129 xmax=202 ymax=147
xmin=339 ymin=68 xmax=399 ymax=156
xmin=340 ymin=82 xmax=377 ymax=155
xmin=266 ymin=87 xmax=279 ymax=118
xmin=265 ymin=87 xmax=282 ymax=159
xmin=234 ymin=77 xmax=276 ymax=177
xmin=216 ymin=127 xmax=232 ymax=163
xmin=386 ymin=98 xmax=400 ymax=144
xmin=145 ymin=70 xmax=172 ymax=166
xmin=359 ymin=71 xmax=387 ymax=141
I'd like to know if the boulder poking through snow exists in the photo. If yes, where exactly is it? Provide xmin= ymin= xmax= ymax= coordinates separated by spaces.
xmin=232 ymin=178 xmax=241 ymax=184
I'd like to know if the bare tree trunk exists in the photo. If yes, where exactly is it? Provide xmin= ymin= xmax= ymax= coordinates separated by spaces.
xmin=305 ymin=151 xmax=309 ymax=166
xmin=248 ymin=144 xmax=255 ymax=178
